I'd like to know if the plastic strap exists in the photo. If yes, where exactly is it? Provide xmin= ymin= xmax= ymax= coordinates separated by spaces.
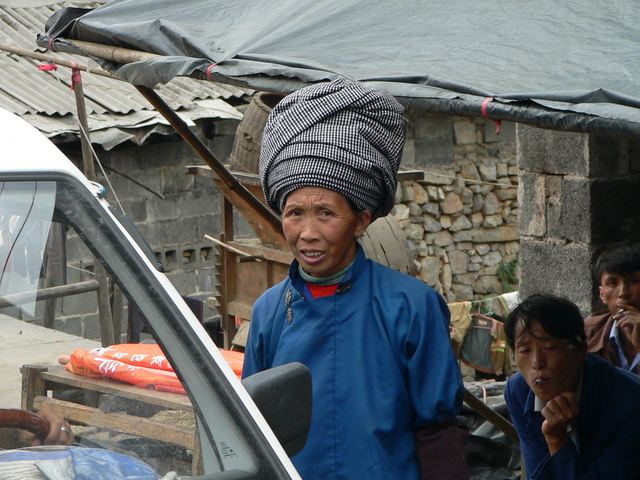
xmin=206 ymin=63 xmax=218 ymax=82
xmin=481 ymin=97 xmax=502 ymax=135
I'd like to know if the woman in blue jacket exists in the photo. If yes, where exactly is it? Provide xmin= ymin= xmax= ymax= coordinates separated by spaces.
xmin=242 ymin=78 xmax=468 ymax=480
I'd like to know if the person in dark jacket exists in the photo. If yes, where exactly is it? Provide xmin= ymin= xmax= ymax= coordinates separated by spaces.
xmin=584 ymin=243 xmax=640 ymax=374
xmin=504 ymin=293 xmax=640 ymax=480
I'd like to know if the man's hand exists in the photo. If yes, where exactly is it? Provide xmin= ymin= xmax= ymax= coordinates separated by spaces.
xmin=541 ymin=391 xmax=579 ymax=455
xmin=615 ymin=305 xmax=640 ymax=352
xmin=29 ymin=408 xmax=74 ymax=446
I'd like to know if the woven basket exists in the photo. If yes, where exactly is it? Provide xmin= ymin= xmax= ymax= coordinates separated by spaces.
xmin=230 ymin=92 xmax=284 ymax=174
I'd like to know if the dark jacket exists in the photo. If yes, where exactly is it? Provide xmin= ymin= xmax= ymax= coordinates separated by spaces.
xmin=584 ymin=313 xmax=620 ymax=367
xmin=506 ymin=354 xmax=640 ymax=480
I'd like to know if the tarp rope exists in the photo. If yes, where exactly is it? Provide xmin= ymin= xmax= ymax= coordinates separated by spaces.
xmin=481 ymin=97 xmax=501 ymax=135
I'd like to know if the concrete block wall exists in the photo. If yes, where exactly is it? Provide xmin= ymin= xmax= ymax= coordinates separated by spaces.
xmin=54 ymin=119 xmax=239 ymax=340
xmin=517 ymin=124 xmax=640 ymax=315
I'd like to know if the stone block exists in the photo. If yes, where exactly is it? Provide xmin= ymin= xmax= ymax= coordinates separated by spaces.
xmin=484 ymin=120 xmax=516 ymax=143
xmin=469 ymin=227 xmax=519 ymax=243
xmin=162 ymin=217 xmax=200 ymax=245
xmin=519 ymin=240 xmax=598 ymax=315
xmin=441 ymin=263 xmax=453 ymax=290
xmin=479 ymin=162 xmax=498 ymax=182
xmin=473 ymin=276 xmax=502 ymax=295
xmin=471 ymin=212 xmax=483 ymax=228
xmin=441 ymin=192 xmax=463 ymax=214
xmin=433 ymin=231 xmax=453 ymax=247
xmin=517 ymin=125 xmax=589 ymax=176
xmin=423 ymin=215 xmax=442 ymax=233
xmin=450 ymin=215 xmax=472 ymax=232
xmin=408 ymin=201 xmax=422 ymax=216
xmin=557 ymin=177 xmax=592 ymax=243
xmin=416 ymin=138 xmax=455 ymax=166
xmin=452 ymin=284 xmax=474 ymax=302
xmin=412 ymin=184 xmax=429 ymax=204
xmin=586 ymin=135 xmax=629 ymax=178
xmin=482 ymin=251 xmax=503 ymax=266
xmin=518 ymin=172 xmax=546 ymax=237
xmin=483 ymin=214 xmax=503 ymax=228
xmin=392 ymin=204 xmax=410 ymax=221
xmin=483 ymin=192 xmax=501 ymax=215
xmin=460 ymin=164 xmax=481 ymax=181
xmin=421 ymin=202 xmax=440 ymax=217
xmin=405 ymin=223 xmax=425 ymax=241
xmin=403 ymin=184 xmax=415 ymax=202
xmin=453 ymin=120 xmax=477 ymax=145
xmin=419 ymin=257 xmax=440 ymax=287
xmin=401 ymin=138 xmax=417 ymax=167
xmin=449 ymin=250 xmax=470 ymax=275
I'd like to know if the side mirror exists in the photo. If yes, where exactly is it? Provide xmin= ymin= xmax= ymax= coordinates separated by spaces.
xmin=241 ymin=362 xmax=312 ymax=457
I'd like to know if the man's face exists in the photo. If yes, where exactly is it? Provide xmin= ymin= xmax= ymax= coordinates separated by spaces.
xmin=514 ymin=321 xmax=586 ymax=401
xmin=282 ymin=187 xmax=370 ymax=278
xmin=599 ymin=270 xmax=640 ymax=314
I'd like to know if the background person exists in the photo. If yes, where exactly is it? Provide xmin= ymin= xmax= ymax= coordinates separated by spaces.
xmin=585 ymin=243 xmax=640 ymax=374
xmin=243 ymin=78 xmax=468 ymax=480
xmin=504 ymin=293 xmax=640 ymax=480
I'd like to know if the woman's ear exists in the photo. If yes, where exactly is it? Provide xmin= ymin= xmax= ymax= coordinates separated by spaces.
xmin=355 ymin=210 xmax=372 ymax=237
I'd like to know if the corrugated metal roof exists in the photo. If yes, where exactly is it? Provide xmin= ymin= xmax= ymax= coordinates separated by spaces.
xmin=0 ymin=2 xmax=250 ymax=146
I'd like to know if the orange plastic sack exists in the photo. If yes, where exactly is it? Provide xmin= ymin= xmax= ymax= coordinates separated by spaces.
xmin=65 ymin=344 xmax=244 ymax=395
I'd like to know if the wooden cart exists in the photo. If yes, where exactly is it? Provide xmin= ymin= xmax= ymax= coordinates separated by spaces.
xmin=21 ymin=364 xmax=202 ymax=476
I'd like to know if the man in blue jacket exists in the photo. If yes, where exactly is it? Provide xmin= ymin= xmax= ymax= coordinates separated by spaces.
xmin=504 ymin=293 xmax=640 ymax=480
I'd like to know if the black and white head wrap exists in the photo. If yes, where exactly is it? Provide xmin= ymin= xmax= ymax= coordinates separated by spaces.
xmin=259 ymin=78 xmax=408 ymax=222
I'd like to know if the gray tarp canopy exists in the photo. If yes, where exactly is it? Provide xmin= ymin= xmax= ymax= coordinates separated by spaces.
xmin=38 ymin=0 xmax=640 ymax=139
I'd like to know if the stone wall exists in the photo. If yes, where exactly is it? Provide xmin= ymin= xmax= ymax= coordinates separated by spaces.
xmin=393 ymin=114 xmax=519 ymax=303
xmin=52 ymin=112 xmax=519 ymax=340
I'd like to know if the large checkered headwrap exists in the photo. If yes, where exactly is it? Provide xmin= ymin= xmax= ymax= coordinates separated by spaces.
xmin=259 ymin=78 xmax=407 ymax=222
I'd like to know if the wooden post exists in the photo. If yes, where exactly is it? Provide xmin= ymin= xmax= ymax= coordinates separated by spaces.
xmin=71 ymin=66 xmax=115 ymax=347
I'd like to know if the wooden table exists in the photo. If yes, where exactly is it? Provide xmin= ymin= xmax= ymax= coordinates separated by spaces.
xmin=21 ymin=364 xmax=202 ymax=476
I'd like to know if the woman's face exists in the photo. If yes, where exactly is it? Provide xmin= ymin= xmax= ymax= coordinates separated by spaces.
xmin=282 ymin=187 xmax=371 ymax=278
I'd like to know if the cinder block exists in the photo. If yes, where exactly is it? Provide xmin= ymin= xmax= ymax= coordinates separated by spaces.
xmin=517 ymin=172 xmax=546 ymax=237
xmin=519 ymin=240 xmax=598 ymax=316
xmin=517 ymin=125 xmax=589 ymax=176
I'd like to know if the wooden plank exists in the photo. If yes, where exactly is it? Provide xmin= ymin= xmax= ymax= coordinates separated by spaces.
xmin=227 ymin=300 xmax=254 ymax=321
xmin=39 ymin=366 xmax=192 ymax=411
xmin=21 ymin=365 xmax=48 ymax=412
xmin=34 ymin=396 xmax=196 ymax=449
xmin=0 ymin=280 xmax=100 ymax=308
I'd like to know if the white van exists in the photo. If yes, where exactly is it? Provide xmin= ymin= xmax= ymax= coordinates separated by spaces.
xmin=0 ymin=107 xmax=309 ymax=479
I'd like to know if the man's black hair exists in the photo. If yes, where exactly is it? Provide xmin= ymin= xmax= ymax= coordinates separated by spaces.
xmin=504 ymin=293 xmax=586 ymax=350
xmin=593 ymin=243 xmax=640 ymax=283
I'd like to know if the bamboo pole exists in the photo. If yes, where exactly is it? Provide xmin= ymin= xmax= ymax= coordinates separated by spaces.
xmin=0 ymin=43 xmax=116 ymax=79
xmin=135 ymin=85 xmax=287 ymax=249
